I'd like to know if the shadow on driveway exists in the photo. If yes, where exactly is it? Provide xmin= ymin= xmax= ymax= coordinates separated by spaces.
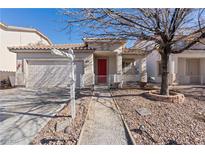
xmin=0 ymin=87 xmax=70 ymax=145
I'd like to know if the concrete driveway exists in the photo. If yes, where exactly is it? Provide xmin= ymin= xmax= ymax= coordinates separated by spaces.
xmin=0 ymin=87 xmax=70 ymax=145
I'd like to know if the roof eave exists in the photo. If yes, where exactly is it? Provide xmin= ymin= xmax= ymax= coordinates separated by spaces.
xmin=8 ymin=48 xmax=96 ymax=53
xmin=122 ymin=53 xmax=149 ymax=56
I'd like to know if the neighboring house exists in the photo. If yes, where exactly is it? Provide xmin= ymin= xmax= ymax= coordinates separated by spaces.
xmin=0 ymin=22 xmax=52 ymax=85
xmin=8 ymin=37 xmax=149 ymax=88
xmin=146 ymin=39 xmax=205 ymax=85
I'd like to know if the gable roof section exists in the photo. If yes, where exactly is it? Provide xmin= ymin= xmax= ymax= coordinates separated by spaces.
xmin=0 ymin=22 xmax=52 ymax=45
xmin=122 ymin=48 xmax=150 ymax=55
xmin=8 ymin=44 xmax=96 ymax=53
xmin=186 ymin=39 xmax=205 ymax=50
xmin=132 ymin=29 xmax=205 ymax=52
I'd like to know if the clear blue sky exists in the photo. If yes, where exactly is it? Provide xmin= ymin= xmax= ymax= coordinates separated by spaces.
xmin=0 ymin=8 xmax=83 ymax=44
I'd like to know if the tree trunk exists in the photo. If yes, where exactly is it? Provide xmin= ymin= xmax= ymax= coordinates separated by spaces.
xmin=160 ymin=52 xmax=170 ymax=95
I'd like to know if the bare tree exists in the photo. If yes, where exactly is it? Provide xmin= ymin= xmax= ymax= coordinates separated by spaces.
xmin=62 ymin=8 xmax=205 ymax=95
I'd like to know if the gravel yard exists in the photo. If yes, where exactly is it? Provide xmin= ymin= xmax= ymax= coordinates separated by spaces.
xmin=32 ymin=89 xmax=93 ymax=145
xmin=111 ymin=87 xmax=205 ymax=145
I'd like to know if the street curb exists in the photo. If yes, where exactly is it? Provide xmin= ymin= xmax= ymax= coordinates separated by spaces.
xmin=77 ymin=92 xmax=94 ymax=145
xmin=110 ymin=90 xmax=137 ymax=145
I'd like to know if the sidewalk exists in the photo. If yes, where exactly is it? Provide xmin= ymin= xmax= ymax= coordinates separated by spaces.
xmin=79 ymin=89 xmax=129 ymax=145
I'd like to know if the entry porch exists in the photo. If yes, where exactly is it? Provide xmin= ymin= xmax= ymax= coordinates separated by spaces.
xmin=169 ymin=52 xmax=205 ymax=85
xmin=80 ymin=49 xmax=148 ymax=88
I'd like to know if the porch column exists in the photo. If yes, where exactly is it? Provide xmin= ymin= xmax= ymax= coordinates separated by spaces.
xmin=116 ymin=53 xmax=123 ymax=87
xmin=116 ymin=53 xmax=122 ymax=74
xmin=83 ymin=54 xmax=94 ymax=87
xmin=139 ymin=57 xmax=147 ymax=82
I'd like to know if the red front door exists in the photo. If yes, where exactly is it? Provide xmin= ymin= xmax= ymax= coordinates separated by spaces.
xmin=97 ymin=59 xmax=107 ymax=84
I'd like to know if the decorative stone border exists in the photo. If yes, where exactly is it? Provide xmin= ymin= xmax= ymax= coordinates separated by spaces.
xmin=77 ymin=92 xmax=94 ymax=145
xmin=110 ymin=90 xmax=136 ymax=145
xmin=144 ymin=90 xmax=185 ymax=104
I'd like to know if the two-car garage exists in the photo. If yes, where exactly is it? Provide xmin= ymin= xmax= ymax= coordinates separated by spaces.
xmin=26 ymin=60 xmax=84 ymax=88
xmin=9 ymin=45 xmax=95 ymax=89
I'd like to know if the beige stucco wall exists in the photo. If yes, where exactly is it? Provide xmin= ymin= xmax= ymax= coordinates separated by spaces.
xmin=87 ymin=42 xmax=124 ymax=53
xmin=91 ymin=41 xmax=124 ymax=83
xmin=89 ymin=41 xmax=124 ymax=75
xmin=74 ymin=52 xmax=94 ymax=87
xmin=0 ymin=71 xmax=15 ymax=81
xmin=177 ymin=58 xmax=187 ymax=84
xmin=109 ymin=55 xmax=117 ymax=74
xmin=147 ymin=50 xmax=205 ymax=85
xmin=146 ymin=50 xmax=162 ymax=83
xmin=0 ymin=28 xmax=50 ymax=73
xmin=90 ymin=40 xmax=148 ymax=84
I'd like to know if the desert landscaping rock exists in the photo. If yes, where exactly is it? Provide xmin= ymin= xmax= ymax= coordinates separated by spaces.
xmin=111 ymin=87 xmax=205 ymax=145
xmin=55 ymin=119 xmax=72 ymax=132
xmin=136 ymin=108 xmax=151 ymax=116
xmin=32 ymin=89 xmax=92 ymax=145
xmin=40 ymin=138 xmax=66 ymax=145
xmin=144 ymin=90 xmax=185 ymax=104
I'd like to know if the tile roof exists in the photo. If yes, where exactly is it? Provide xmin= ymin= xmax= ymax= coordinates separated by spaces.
xmin=8 ymin=44 xmax=96 ymax=52
xmin=122 ymin=48 xmax=150 ymax=55
xmin=187 ymin=39 xmax=205 ymax=50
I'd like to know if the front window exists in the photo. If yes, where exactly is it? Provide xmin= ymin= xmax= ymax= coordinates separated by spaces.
xmin=122 ymin=61 xmax=131 ymax=68
xmin=122 ymin=59 xmax=134 ymax=69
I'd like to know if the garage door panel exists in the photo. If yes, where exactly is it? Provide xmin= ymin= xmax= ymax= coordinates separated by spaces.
xmin=27 ymin=60 xmax=72 ymax=88
xmin=28 ymin=60 xmax=69 ymax=65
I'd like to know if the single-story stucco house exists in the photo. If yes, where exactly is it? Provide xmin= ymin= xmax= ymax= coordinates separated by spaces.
xmin=0 ymin=22 xmax=52 ymax=86
xmin=146 ymin=39 xmax=205 ymax=85
xmin=3 ymin=23 xmax=205 ymax=88
xmin=8 ymin=36 xmax=148 ymax=89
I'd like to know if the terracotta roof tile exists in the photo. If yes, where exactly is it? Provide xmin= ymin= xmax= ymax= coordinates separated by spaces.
xmin=8 ymin=44 xmax=96 ymax=52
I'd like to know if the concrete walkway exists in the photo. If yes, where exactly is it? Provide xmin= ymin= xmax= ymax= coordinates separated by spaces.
xmin=79 ymin=89 xmax=129 ymax=145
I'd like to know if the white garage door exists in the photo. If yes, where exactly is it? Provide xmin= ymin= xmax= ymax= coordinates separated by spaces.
xmin=74 ymin=61 xmax=84 ymax=88
xmin=26 ymin=60 xmax=72 ymax=88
